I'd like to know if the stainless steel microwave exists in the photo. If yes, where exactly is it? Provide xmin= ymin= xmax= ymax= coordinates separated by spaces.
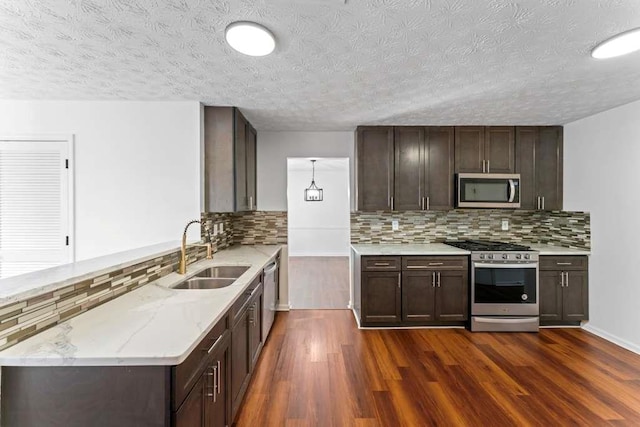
xmin=457 ymin=173 xmax=521 ymax=208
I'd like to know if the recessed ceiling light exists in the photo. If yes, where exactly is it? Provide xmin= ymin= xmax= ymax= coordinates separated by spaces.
xmin=591 ymin=27 xmax=640 ymax=59
xmin=225 ymin=21 xmax=276 ymax=57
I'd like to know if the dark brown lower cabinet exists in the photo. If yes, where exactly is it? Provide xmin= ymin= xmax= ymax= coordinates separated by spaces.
xmin=231 ymin=281 xmax=263 ymax=420
xmin=360 ymin=256 xmax=468 ymax=327
xmin=361 ymin=271 xmax=402 ymax=324
xmin=175 ymin=375 xmax=205 ymax=427
xmin=539 ymin=256 xmax=589 ymax=326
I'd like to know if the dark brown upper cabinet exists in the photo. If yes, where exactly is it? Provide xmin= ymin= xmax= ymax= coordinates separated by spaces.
xmin=356 ymin=126 xmax=394 ymax=211
xmin=515 ymin=126 xmax=563 ymax=211
xmin=455 ymin=126 xmax=515 ymax=173
xmin=357 ymin=126 xmax=454 ymax=211
xmin=204 ymin=107 xmax=257 ymax=212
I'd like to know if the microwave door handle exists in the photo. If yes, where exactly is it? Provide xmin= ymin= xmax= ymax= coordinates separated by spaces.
xmin=508 ymin=180 xmax=516 ymax=203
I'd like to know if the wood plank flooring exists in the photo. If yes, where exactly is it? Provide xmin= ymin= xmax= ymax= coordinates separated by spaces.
xmin=288 ymin=257 xmax=350 ymax=309
xmin=235 ymin=310 xmax=640 ymax=426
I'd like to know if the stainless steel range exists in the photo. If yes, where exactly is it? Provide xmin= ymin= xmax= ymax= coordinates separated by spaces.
xmin=445 ymin=240 xmax=539 ymax=332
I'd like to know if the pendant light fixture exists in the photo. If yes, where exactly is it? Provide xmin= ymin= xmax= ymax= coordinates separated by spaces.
xmin=304 ymin=160 xmax=323 ymax=202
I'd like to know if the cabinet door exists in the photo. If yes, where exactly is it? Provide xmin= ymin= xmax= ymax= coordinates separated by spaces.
xmin=356 ymin=127 xmax=394 ymax=211
xmin=245 ymin=124 xmax=257 ymax=211
xmin=539 ymin=270 xmax=563 ymax=323
xmin=394 ymin=127 xmax=424 ymax=211
xmin=205 ymin=343 xmax=230 ymax=427
xmin=563 ymin=270 xmax=588 ymax=321
xmin=425 ymin=126 xmax=455 ymax=210
xmin=231 ymin=312 xmax=250 ymax=418
xmin=515 ymin=126 xmax=538 ymax=210
xmin=401 ymin=271 xmax=436 ymax=322
xmin=435 ymin=270 xmax=468 ymax=321
xmin=249 ymin=293 xmax=263 ymax=369
xmin=455 ymin=126 xmax=485 ymax=173
xmin=234 ymin=110 xmax=248 ymax=211
xmin=536 ymin=126 xmax=563 ymax=211
xmin=361 ymin=272 xmax=401 ymax=324
xmin=485 ymin=126 xmax=515 ymax=173
xmin=175 ymin=376 xmax=205 ymax=427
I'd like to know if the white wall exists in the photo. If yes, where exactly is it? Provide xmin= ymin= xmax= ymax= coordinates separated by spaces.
xmin=564 ymin=99 xmax=640 ymax=354
xmin=257 ymin=131 xmax=355 ymax=211
xmin=0 ymin=101 xmax=202 ymax=261
xmin=287 ymin=158 xmax=350 ymax=256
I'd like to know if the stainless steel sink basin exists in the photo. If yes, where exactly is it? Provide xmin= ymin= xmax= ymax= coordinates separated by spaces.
xmin=172 ymin=278 xmax=236 ymax=290
xmin=194 ymin=266 xmax=249 ymax=279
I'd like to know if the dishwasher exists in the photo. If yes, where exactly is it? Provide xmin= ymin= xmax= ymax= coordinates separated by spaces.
xmin=262 ymin=259 xmax=279 ymax=339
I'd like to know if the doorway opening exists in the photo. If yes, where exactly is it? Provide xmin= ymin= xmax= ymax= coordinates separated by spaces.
xmin=286 ymin=158 xmax=350 ymax=309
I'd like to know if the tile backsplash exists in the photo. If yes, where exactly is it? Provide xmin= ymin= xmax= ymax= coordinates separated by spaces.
xmin=201 ymin=211 xmax=288 ymax=246
xmin=0 ymin=245 xmax=210 ymax=351
xmin=351 ymin=210 xmax=590 ymax=249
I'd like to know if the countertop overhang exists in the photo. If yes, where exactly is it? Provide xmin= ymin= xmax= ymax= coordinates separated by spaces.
xmin=0 ymin=245 xmax=282 ymax=367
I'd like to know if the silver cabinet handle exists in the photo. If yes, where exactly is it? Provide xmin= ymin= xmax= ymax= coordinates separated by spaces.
xmin=482 ymin=160 xmax=486 ymax=173
xmin=541 ymin=196 xmax=545 ymax=210
xmin=437 ymin=272 xmax=441 ymax=287
xmin=560 ymin=272 xmax=565 ymax=287
xmin=216 ymin=360 xmax=221 ymax=395
xmin=426 ymin=196 xmax=430 ymax=210
xmin=556 ymin=262 xmax=572 ymax=266
xmin=537 ymin=196 xmax=540 ymax=210
xmin=397 ymin=273 xmax=401 ymax=289
xmin=206 ymin=367 xmax=216 ymax=401
xmin=565 ymin=272 xmax=569 ymax=287
xmin=428 ymin=262 xmax=444 ymax=266
xmin=432 ymin=271 xmax=436 ymax=287
xmin=249 ymin=196 xmax=253 ymax=210
xmin=391 ymin=196 xmax=394 ymax=211
xmin=421 ymin=197 xmax=425 ymax=210
xmin=486 ymin=160 xmax=490 ymax=173
xmin=406 ymin=265 xmax=428 ymax=269
xmin=374 ymin=262 xmax=390 ymax=266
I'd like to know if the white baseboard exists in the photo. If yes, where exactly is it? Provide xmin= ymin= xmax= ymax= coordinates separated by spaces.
xmin=582 ymin=324 xmax=640 ymax=355
xmin=275 ymin=302 xmax=291 ymax=311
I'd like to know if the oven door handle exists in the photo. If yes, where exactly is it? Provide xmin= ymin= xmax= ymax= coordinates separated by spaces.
xmin=473 ymin=263 xmax=538 ymax=269
xmin=474 ymin=317 xmax=537 ymax=324
xmin=508 ymin=179 xmax=516 ymax=203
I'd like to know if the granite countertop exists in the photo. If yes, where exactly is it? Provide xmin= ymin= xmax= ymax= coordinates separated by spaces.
xmin=0 ymin=245 xmax=281 ymax=367
xmin=351 ymin=243 xmax=470 ymax=256
xmin=527 ymin=244 xmax=591 ymax=256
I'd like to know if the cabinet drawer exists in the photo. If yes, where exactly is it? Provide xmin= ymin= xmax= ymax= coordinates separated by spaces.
xmin=402 ymin=256 xmax=468 ymax=271
xmin=540 ymin=256 xmax=588 ymax=271
xmin=232 ymin=274 xmax=262 ymax=325
xmin=362 ymin=256 xmax=401 ymax=271
xmin=172 ymin=314 xmax=229 ymax=411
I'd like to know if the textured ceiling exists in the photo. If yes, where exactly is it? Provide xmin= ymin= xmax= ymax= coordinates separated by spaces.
xmin=1 ymin=0 xmax=640 ymax=130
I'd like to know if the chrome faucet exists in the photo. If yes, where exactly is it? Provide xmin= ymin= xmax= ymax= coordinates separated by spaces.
xmin=179 ymin=220 xmax=213 ymax=275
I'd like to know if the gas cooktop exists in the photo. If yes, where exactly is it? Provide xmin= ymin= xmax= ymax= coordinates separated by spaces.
xmin=444 ymin=240 xmax=533 ymax=252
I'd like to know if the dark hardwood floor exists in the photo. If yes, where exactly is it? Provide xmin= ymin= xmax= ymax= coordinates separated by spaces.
xmin=235 ymin=310 xmax=640 ymax=426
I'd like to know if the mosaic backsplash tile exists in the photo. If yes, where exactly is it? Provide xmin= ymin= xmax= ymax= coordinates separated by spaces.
xmin=232 ymin=211 xmax=288 ymax=245
xmin=351 ymin=210 xmax=590 ymax=249
xmin=201 ymin=212 xmax=234 ymax=251
xmin=0 ymin=245 xmax=212 ymax=351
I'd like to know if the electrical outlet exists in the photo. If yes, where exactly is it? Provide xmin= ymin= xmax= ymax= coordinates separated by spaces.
xmin=392 ymin=220 xmax=399 ymax=231
xmin=219 ymin=223 xmax=224 ymax=234
xmin=501 ymin=219 xmax=509 ymax=231
xmin=213 ymin=224 xmax=219 ymax=236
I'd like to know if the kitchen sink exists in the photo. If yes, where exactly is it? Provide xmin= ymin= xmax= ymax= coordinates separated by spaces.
xmin=172 ymin=278 xmax=236 ymax=290
xmin=194 ymin=266 xmax=249 ymax=279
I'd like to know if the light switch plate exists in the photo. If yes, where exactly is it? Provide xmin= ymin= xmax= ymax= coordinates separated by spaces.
xmin=213 ymin=224 xmax=219 ymax=236
xmin=219 ymin=223 xmax=224 ymax=234
xmin=501 ymin=219 xmax=509 ymax=231
xmin=392 ymin=220 xmax=399 ymax=231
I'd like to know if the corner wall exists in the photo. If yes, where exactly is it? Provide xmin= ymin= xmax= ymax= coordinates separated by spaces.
xmin=0 ymin=100 xmax=202 ymax=261
xmin=564 ymin=99 xmax=640 ymax=353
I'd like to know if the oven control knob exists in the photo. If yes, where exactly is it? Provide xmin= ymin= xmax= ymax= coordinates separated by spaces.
xmin=524 ymin=254 xmax=531 ymax=260
xmin=502 ymin=254 xmax=508 ymax=260
xmin=522 ymin=294 xmax=528 ymax=301
xmin=515 ymin=254 xmax=522 ymax=259
xmin=487 ymin=254 xmax=494 ymax=259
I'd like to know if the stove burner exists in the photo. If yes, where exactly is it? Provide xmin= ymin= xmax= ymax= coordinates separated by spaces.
xmin=445 ymin=240 xmax=532 ymax=252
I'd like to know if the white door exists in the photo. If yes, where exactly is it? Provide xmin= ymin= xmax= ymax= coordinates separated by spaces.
xmin=0 ymin=138 xmax=73 ymax=279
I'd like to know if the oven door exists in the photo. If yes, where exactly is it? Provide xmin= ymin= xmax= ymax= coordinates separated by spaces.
xmin=472 ymin=262 xmax=538 ymax=316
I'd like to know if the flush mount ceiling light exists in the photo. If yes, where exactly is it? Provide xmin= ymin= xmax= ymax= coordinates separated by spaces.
xmin=592 ymin=27 xmax=640 ymax=59
xmin=304 ymin=160 xmax=323 ymax=202
xmin=225 ymin=21 xmax=275 ymax=56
